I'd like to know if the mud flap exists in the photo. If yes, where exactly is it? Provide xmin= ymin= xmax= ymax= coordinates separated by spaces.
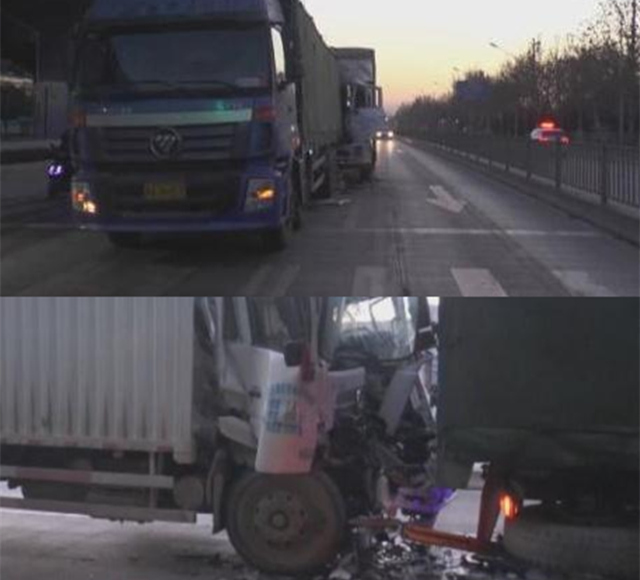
xmin=477 ymin=467 xmax=505 ymax=544
xmin=208 ymin=449 xmax=230 ymax=534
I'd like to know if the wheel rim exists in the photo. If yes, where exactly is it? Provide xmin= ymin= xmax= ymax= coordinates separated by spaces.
xmin=227 ymin=473 xmax=346 ymax=574
xmin=254 ymin=490 xmax=308 ymax=546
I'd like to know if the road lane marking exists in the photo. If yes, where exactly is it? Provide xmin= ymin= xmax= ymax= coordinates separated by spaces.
xmin=553 ymin=270 xmax=617 ymax=297
xmin=452 ymin=268 xmax=508 ymax=297
xmin=313 ymin=227 xmax=602 ymax=238
xmin=427 ymin=185 xmax=467 ymax=214
xmin=343 ymin=205 xmax=360 ymax=230
xmin=242 ymin=265 xmax=274 ymax=295
xmin=242 ymin=264 xmax=300 ymax=296
xmin=352 ymin=266 xmax=387 ymax=295
xmin=270 ymin=265 xmax=300 ymax=296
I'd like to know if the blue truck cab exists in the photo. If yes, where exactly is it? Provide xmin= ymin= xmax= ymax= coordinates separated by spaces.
xmin=70 ymin=0 xmax=341 ymax=249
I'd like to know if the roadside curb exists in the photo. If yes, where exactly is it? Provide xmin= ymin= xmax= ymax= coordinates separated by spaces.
xmin=404 ymin=137 xmax=639 ymax=248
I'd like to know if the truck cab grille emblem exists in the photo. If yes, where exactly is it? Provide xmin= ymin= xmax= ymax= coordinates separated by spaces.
xmin=150 ymin=128 xmax=182 ymax=159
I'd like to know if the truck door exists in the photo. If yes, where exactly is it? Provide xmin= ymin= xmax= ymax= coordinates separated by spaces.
xmin=271 ymin=28 xmax=299 ymax=163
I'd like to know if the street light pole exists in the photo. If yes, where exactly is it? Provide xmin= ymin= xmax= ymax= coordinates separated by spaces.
xmin=489 ymin=41 xmax=517 ymax=59
xmin=489 ymin=41 xmax=519 ymax=138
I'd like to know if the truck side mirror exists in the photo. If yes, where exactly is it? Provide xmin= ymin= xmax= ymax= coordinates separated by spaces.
xmin=415 ymin=326 xmax=437 ymax=353
xmin=284 ymin=341 xmax=305 ymax=367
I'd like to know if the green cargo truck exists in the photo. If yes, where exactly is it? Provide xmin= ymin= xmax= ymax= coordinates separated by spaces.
xmin=437 ymin=299 xmax=639 ymax=578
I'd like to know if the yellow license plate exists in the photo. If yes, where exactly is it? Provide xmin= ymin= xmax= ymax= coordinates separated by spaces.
xmin=143 ymin=182 xmax=186 ymax=201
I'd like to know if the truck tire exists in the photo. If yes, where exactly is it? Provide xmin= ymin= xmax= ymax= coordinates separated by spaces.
xmin=261 ymin=226 xmax=290 ymax=252
xmin=291 ymin=167 xmax=303 ymax=232
xmin=504 ymin=505 xmax=639 ymax=579
xmin=360 ymin=164 xmax=375 ymax=182
xmin=107 ymin=232 xmax=142 ymax=249
xmin=226 ymin=471 xmax=346 ymax=575
xmin=261 ymin=174 xmax=299 ymax=251
xmin=359 ymin=144 xmax=377 ymax=182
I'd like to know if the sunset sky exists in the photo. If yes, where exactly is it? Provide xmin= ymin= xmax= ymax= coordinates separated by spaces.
xmin=302 ymin=0 xmax=601 ymax=112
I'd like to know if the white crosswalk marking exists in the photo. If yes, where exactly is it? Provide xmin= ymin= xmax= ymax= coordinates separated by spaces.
xmin=242 ymin=265 xmax=274 ymax=295
xmin=242 ymin=264 xmax=300 ymax=296
xmin=452 ymin=268 xmax=508 ymax=297
xmin=352 ymin=266 xmax=387 ymax=295
xmin=553 ymin=270 xmax=617 ymax=297
xmin=270 ymin=265 xmax=300 ymax=296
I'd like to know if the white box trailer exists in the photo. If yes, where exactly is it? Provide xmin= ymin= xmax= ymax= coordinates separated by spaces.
xmin=333 ymin=47 xmax=387 ymax=180
xmin=1 ymin=297 xmax=197 ymax=463
xmin=0 ymin=296 xmax=375 ymax=575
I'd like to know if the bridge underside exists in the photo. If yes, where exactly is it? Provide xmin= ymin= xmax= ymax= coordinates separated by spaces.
xmin=2 ymin=0 xmax=91 ymax=80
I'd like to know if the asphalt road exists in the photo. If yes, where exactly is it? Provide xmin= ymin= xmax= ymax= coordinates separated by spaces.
xmin=1 ymin=141 xmax=637 ymax=296
xmin=0 ymin=484 xmax=508 ymax=580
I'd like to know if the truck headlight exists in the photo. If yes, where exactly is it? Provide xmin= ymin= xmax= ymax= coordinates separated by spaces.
xmin=245 ymin=178 xmax=276 ymax=212
xmin=71 ymin=181 xmax=98 ymax=214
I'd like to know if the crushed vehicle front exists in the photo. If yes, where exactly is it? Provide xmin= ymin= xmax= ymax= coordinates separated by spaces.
xmin=320 ymin=298 xmax=450 ymax=525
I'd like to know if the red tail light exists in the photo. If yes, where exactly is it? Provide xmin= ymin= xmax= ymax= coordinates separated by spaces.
xmin=500 ymin=493 xmax=520 ymax=520
xmin=253 ymin=105 xmax=276 ymax=122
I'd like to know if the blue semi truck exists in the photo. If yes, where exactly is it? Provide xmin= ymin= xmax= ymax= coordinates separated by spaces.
xmin=69 ymin=0 xmax=343 ymax=250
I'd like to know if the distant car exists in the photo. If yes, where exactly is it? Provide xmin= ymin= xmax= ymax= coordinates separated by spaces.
xmin=376 ymin=129 xmax=395 ymax=140
xmin=530 ymin=126 xmax=570 ymax=146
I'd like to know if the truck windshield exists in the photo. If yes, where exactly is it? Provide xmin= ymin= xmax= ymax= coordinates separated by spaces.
xmin=335 ymin=298 xmax=418 ymax=361
xmin=75 ymin=27 xmax=270 ymax=94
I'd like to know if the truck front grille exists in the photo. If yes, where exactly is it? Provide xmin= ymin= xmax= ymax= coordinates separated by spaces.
xmin=100 ymin=124 xmax=237 ymax=163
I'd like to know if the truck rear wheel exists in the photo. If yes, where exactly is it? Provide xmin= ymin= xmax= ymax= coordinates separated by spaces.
xmin=504 ymin=505 xmax=639 ymax=579
xmin=226 ymin=471 xmax=346 ymax=575
xmin=360 ymin=144 xmax=377 ymax=182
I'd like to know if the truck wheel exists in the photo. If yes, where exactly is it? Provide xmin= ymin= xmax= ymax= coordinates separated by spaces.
xmin=226 ymin=471 xmax=346 ymax=575
xmin=291 ymin=184 xmax=303 ymax=232
xmin=261 ymin=176 xmax=299 ymax=251
xmin=504 ymin=505 xmax=639 ymax=579
xmin=107 ymin=232 xmax=142 ymax=249
xmin=261 ymin=227 xmax=289 ymax=252
xmin=360 ymin=164 xmax=375 ymax=182
xmin=360 ymin=145 xmax=376 ymax=182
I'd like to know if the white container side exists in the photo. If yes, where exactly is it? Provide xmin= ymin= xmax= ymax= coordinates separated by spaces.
xmin=0 ymin=297 xmax=196 ymax=463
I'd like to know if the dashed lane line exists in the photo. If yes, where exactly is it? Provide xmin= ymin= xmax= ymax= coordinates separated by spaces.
xmin=314 ymin=227 xmax=603 ymax=239
xmin=242 ymin=264 xmax=301 ymax=296
xmin=553 ymin=270 xmax=618 ymax=297
xmin=352 ymin=266 xmax=387 ymax=295
xmin=270 ymin=264 xmax=301 ymax=296
xmin=452 ymin=268 xmax=508 ymax=297
xmin=242 ymin=265 xmax=274 ymax=295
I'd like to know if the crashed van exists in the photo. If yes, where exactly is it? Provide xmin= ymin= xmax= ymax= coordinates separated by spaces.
xmin=0 ymin=297 xmax=437 ymax=575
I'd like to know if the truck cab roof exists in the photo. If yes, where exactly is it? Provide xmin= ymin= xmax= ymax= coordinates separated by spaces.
xmin=87 ymin=0 xmax=285 ymax=25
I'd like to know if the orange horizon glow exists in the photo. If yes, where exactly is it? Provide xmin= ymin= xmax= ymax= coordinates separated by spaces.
xmin=302 ymin=0 xmax=600 ymax=113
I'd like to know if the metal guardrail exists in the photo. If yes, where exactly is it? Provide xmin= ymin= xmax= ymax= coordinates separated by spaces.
xmin=422 ymin=134 xmax=639 ymax=209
